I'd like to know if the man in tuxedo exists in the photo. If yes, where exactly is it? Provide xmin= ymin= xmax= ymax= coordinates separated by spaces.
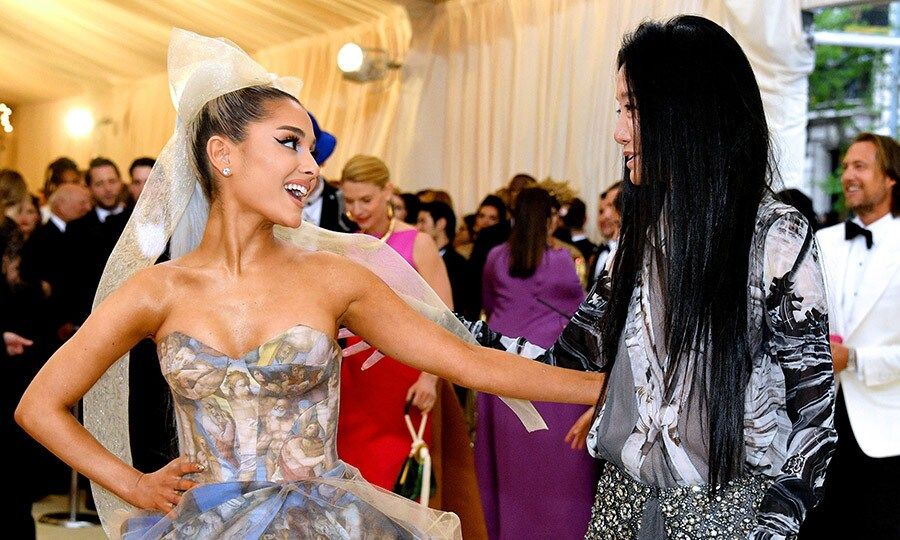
xmin=801 ymin=132 xmax=900 ymax=539
xmin=588 ymin=181 xmax=622 ymax=287
xmin=67 ymin=157 xmax=131 ymax=324
xmin=39 ymin=157 xmax=82 ymax=223
xmin=20 ymin=184 xmax=92 ymax=338
xmin=417 ymin=201 xmax=471 ymax=313
xmin=14 ymin=183 xmax=92 ymax=510
xmin=559 ymin=198 xmax=596 ymax=264
xmin=302 ymin=113 xmax=356 ymax=232
xmin=123 ymin=156 xmax=180 ymax=473
xmin=417 ymin=200 xmax=474 ymax=407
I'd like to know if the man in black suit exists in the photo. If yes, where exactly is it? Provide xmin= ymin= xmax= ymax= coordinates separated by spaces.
xmin=417 ymin=201 xmax=471 ymax=313
xmin=20 ymin=184 xmax=92 ymax=338
xmin=67 ymin=157 xmax=132 ymax=324
xmin=127 ymin=156 xmax=155 ymax=204
xmin=303 ymin=113 xmax=356 ymax=232
xmin=559 ymin=197 xmax=596 ymax=264
xmin=15 ymin=183 xmax=93 ymax=510
xmin=587 ymin=182 xmax=622 ymax=287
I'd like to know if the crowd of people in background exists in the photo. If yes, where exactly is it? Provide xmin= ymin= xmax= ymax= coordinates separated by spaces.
xmin=1 ymin=118 xmax=897 ymax=538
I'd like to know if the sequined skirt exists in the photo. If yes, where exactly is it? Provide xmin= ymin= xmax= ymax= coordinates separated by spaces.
xmin=585 ymin=464 xmax=772 ymax=540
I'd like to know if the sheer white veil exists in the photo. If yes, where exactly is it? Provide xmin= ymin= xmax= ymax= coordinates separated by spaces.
xmin=83 ymin=29 xmax=545 ymax=533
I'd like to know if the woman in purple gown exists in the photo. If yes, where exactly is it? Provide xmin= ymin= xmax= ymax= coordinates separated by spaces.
xmin=477 ymin=187 xmax=600 ymax=539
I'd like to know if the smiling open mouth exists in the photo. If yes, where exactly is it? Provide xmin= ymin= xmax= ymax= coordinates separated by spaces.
xmin=284 ymin=183 xmax=309 ymax=201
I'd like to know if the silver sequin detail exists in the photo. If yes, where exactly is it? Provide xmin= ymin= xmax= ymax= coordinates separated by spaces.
xmin=585 ymin=465 xmax=772 ymax=539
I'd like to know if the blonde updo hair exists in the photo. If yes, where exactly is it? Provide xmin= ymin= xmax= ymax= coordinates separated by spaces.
xmin=341 ymin=155 xmax=390 ymax=188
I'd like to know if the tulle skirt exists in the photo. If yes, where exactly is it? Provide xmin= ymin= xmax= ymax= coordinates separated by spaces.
xmin=119 ymin=462 xmax=460 ymax=539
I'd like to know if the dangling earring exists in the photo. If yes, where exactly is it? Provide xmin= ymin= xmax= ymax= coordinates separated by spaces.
xmin=222 ymin=167 xmax=232 ymax=177
xmin=386 ymin=203 xmax=395 ymax=221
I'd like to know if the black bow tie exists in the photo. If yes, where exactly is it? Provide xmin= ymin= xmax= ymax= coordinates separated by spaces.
xmin=845 ymin=220 xmax=873 ymax=249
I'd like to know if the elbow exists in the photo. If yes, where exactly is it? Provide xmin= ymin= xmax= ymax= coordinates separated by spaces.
xmin=14 ymin=390 xmax=46 ymax=437
xmin=14 ymin=396 xmax=35 ymax=434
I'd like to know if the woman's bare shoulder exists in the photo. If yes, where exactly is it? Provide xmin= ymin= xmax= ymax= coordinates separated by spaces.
xmin=113 ymin=260 xmax=205 ymax=309
xmin=138 ymin=259 xmax=198 ymax=289
xmin=393 ymin=220 xmax=417 ymax=233
xmin=290 ymin=249 xmax=372 ymax=280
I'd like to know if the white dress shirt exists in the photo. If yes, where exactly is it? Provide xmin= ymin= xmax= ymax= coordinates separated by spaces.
xmin=841 ymin=214 xmax=892 ymax=316
xmin=593 ymin=239 xmax=618 ymax=281
xmin=96 ymin=204 xmax=125 ymax=223
xmin=48 ymin=212 xmax=67 ymax=233
xmin=302 ymin=177 xmax=326 ymax=226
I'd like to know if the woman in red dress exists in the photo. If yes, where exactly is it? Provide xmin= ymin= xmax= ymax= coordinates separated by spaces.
xmin=337 ymin=155 xmax=451 ymax=488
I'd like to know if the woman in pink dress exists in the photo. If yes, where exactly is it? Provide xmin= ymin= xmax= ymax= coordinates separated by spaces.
xmin=337 ymin=154 xmax=451 ymax=489
xmin=338 ymin=155 xmax=488 ymax=538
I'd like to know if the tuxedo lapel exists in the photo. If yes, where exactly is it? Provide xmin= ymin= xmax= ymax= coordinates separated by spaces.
xmin=846 ymin=225 xmax=900 ymax=339
xmin=823 ymin=233 xmax=852 ymax=336
xmin=587 ymin=243 xmax=609 ymax=286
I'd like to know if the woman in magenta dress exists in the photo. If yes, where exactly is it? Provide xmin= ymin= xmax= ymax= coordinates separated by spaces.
xmin=338 ymin=155 xmax=488 ymax=538
xmin=478 ymin=187 xmax=600 ymax=539
xmin=337 ymin=155 xmax=450 ymax=488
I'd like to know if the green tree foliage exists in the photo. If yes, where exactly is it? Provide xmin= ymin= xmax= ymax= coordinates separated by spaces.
xmin=809 ymin=7 xmax=885 ymax=110
xmin=809 ymin=6 xmax=889 ymax=213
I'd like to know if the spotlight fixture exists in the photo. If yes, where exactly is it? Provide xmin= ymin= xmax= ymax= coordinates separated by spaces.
xmin=65 ymin=107 xmax=95 ymax=138
xmin=0 ymin=103 xmax=11 ymax=133
xmin=337 ymin=42 xmax=402 ymax=82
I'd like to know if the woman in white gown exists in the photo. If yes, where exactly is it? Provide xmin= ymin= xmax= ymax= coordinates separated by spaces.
xmin=14 ymin=30 xmax=601 ymax=539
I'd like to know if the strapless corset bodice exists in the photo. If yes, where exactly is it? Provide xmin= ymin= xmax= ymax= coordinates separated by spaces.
xmin=157 ymin=325 xmax=342 ymax=484
xmin=125 ymin=324 xmax=461 ymax=538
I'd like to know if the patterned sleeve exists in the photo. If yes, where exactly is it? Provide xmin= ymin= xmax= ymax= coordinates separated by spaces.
xmin=457 ymin=273 xmax=610 ymax=372
xmin=751 ymin=213 xmax=837 ymax=540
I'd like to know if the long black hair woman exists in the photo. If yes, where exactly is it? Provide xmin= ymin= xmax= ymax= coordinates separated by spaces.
xmin=461 ymin=15 xmax=836 ymax=539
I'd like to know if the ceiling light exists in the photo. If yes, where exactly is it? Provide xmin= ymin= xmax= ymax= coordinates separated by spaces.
xmin=338 ymin=43 xmax=365 ymax=73
xmin=337 ymin=42 xmax=401 ymax=82
xmin=0 ymin=103 xmax=11 ymax=134
xmin=65 ymin=108 xmax=94 ymax=138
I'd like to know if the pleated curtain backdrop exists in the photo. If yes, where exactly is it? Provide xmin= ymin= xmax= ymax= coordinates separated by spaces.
xmin=6 ymin=0 xmax=810 ymax=239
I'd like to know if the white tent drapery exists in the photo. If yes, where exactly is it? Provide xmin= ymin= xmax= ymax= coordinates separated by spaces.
xmin=3 ymin=0 xmax=811 ymax=236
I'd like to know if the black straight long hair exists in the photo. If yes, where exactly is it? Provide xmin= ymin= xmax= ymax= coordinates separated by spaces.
xmin=601 ymin=16 xmax=773 ymax=488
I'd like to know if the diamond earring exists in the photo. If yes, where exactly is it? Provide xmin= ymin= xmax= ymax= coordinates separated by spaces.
xmin=222 ymin=167 xmax=231 ymax=176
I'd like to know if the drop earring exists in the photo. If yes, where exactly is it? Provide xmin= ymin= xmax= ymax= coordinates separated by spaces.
xmin=222 ymin=167 xmax=232 ymax=177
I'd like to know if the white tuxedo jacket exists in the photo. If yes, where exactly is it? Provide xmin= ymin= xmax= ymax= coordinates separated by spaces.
xmin=817 ymin=216 xmax=900 ymax=457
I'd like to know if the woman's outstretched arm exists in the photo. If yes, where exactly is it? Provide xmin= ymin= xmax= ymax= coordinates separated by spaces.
xmin=405 ymin=231 xmax=455 ymax=412
xmin=340 ymin=259 xmax=604 ymax=405
xmin=459 ymin=272 xmax=611 ymax=372
xmin=15 ymin=267 xmax=200 ymax=512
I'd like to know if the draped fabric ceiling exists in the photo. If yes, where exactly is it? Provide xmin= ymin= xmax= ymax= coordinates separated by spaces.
xmin=2 ymin=0 xmax=811 ymax=234
xmin=0 ymin=0 xmax=415 ymax=104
